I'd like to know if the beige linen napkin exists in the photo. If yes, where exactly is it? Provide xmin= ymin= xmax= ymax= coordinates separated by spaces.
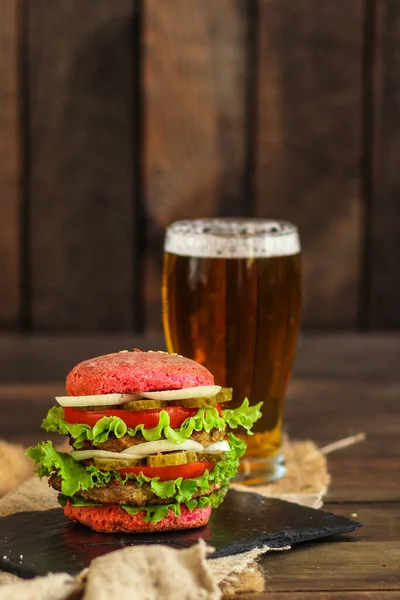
xmin=232 ymin=437 xmax=331 ymax=509
xmin=0 ymin=543 xmax=219 ymax=600
xmin=83 ymin=542 xmax=220 ymax=600
xmin=0 ymin=441 xmax=33 ymax=497
xmin=0 ymin=573 xmax=83 ymax=600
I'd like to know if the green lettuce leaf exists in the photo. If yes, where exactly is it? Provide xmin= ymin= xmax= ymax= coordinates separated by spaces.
xmin=58 ymin=487 xmax=228 ymax=524
xmin=42 ymin=399 xmax=262 ymax=449
xmin=27 ymin=442 xmax=129 ymax=496
xmin=42 ymin=406 xmax=226 ymax=449
xmin=222 ymin=398 xmax=263 ymax=433
xmin=26 ymin=433 xmax=245 ymax=502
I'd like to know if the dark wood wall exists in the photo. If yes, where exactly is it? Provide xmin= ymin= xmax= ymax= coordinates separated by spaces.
xmin=0 ymin=0 xmax=399 ymax=334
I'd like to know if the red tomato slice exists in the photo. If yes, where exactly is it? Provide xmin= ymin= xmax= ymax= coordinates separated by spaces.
xmin=116 ymin=461 xmax=215 ymax=481
xmin=64 ymin=405 xmax=199 ymax=429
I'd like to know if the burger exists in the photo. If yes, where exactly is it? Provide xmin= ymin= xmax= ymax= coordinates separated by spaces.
xmin=27 ymin=350 xmax=262 ymax=533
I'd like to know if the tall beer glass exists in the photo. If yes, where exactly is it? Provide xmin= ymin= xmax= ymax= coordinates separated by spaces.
xmin=162 ymin=219 xmax=301 ymax=483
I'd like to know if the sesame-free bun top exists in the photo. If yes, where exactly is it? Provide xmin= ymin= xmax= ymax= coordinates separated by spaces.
xmin=66 ymin=350 xmax=214 ymax=396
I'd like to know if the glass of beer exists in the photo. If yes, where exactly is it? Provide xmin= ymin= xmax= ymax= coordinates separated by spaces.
xmin=162 ymin=218 xmax=301 ymax=484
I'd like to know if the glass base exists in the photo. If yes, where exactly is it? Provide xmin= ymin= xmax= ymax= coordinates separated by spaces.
xmin=234 ymin=451 xmax=286 ymax=485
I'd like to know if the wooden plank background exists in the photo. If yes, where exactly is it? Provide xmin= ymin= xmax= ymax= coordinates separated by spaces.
xmin=0 ymin=0 xmax=398 ymax=333
xmin=370 ymin=0 xmax=400 ymax=328
xmin=0 ymin=0 xmax=21 ymax=329
xmin=255 ymin=0 xmax=363 ymax=328
xmin=28 ymin=0 xmax=137 ymax=332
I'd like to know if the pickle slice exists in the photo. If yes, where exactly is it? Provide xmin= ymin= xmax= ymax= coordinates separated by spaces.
xmin=94 ymin=450 xmax=226 ymax=470
xmin=122 ymin=399 xmax=167 ymax=411
xmin=147 ymin=450 xmax=224 ymax=467
xmin=196 ymin=451 xmax=224 ymax=462
xmin=93 ymin=457 xmax=143 ymax=470
xmin=147 ymin=451 xmax=198 ymax=467
xmin=175 ymin=397 xmax=217 ymax=408
xmin=216 ymin=388 xmax=233 ymax=403
xmin=170 ymin=388 xmax=233 ymax=408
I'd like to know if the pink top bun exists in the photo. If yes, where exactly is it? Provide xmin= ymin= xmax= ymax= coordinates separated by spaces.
xmin=66 ymin=350 xmax=214 ymax=396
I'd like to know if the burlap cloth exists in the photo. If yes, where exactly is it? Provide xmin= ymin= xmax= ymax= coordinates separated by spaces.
xmin=0 ymin=435 xmax=360 ymax=598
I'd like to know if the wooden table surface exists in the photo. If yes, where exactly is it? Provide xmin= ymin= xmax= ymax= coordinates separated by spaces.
xmin=0 ymin=333 xmax=399 ymax=598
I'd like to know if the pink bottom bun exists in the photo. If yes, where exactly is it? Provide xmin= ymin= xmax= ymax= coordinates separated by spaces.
xmin=64 ymin=501 xmax=212 ymax=533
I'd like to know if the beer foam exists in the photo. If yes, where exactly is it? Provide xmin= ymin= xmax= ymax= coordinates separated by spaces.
xmin=164 ymin=219 xmax=300 ymax=258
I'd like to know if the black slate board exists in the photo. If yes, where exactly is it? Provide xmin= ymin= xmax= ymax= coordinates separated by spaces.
xmin=0 ymin=490 xmax=361 ymax=579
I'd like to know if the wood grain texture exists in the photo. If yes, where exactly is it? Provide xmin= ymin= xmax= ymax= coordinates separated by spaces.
xmin=143 ymin=0 xmax=248 ymax=331
xmin=286 ymin=378 xmax=400 ymax=502
xmin=261 ymin=541 xmax=400 ymax=592
xmin=250 ymin=594 xmax=400 ymax=600
xmin=286 ymin=379 xmax=400 ymax=441
xmin=293 ymin=333 xmax=400 ymax=382
xmin=327 ymin=448 xmax=400 ymax=502
xmin=321 ymin=504 xmax=400 ymax=542
xmin=254 ymin=0 xmax=363 ymax=329
xmin=259 ymin=503 xmax=400 ymax=592
xmin=0 ymin=0 xmax=21 ymax=328
xmin=0 ymin=332 xmax=398 ymax=382
xmin=370 ymin=0 xmax=400 ymax=328
xmin=28 ymin=0 xmax=137 ymax=332
xmin=0 ymin=334 xmax=164 ymax=382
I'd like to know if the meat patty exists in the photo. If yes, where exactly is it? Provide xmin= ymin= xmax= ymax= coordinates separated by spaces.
xmin=50 ymin=474 xmax=222 ymax=506
xmin=73 ymin=427 xmax=226 ymax=452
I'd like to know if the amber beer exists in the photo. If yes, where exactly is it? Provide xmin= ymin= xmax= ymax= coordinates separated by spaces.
xmin=162 ymin=219 xmax=301 ymax=482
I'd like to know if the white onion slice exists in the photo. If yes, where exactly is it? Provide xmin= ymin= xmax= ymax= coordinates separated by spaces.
xmin=121 ymin=439 xmax=203 ymax=458
xmin=139 ymin=385 xmax=221 ymax=401
xmin=70 ymin=450 xmax=134 ymax=461
xmin=70 ymin=439 xmax=207 ymax=462
xmin=204 ymin=440 xmax=230 ymax=453
xmin=56 ymin=393 xmax=142 ymax=407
